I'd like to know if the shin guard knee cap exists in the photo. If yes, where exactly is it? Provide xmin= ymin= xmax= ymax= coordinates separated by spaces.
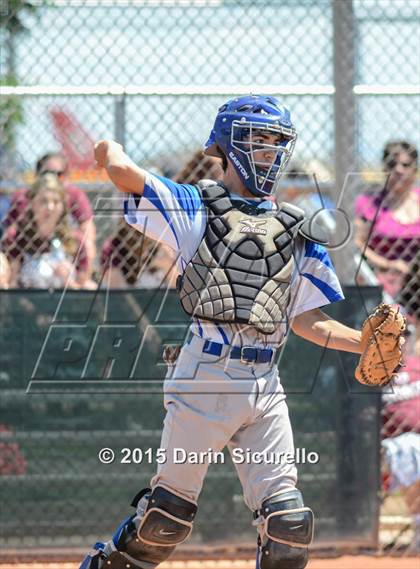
xmin=138 ymin=486 xmax=197 ymax=547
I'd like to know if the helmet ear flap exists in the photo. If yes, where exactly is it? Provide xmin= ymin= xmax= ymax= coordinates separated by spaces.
xmin=204 ymin=143 xmax=224 ymax=158
xmin=204 ymin=144 xmax=227 ymax=172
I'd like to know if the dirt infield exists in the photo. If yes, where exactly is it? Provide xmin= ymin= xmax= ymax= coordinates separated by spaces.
xmin=0 ymin=558 xmax=419 ymax=569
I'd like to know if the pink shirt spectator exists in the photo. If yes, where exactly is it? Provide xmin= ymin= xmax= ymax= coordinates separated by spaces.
xmin=355 ymin=187 xmax=420 ymax=263
xmin=382 ymin=354 xmax=420 ymax=438
xmin=355 ymin=187 xmax=420 ymax=297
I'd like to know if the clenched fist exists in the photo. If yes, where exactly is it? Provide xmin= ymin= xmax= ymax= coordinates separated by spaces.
xmin=94 ymin=140 xmax=123 ymax=169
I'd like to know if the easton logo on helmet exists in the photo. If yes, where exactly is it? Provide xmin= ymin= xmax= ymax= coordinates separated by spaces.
xmin=228 ymin=151 xmax=249 ymax=180
xmin=239 ymin=218 xmax=267 ymax=235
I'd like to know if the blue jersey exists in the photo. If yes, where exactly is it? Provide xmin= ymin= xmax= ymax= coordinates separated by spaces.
xmin=124 ymin=172 xmax=344 ymax=349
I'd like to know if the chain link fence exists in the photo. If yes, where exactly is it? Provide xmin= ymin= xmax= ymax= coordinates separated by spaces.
xmin=0 ymin=0 xmax=419 ymax=557
xmin=0 ymin=287 xmax=382 ymax=554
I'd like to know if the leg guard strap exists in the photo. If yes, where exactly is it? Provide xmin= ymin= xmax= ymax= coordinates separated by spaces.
xmin=80 ymin=542 xmax=107 ymax=569
xmin=259 ymin=536 xmax=309 ymax=569
xmin=79 ymin=486 xmax=197 ymax=569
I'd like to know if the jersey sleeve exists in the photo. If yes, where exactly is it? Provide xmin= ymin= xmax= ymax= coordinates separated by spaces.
xmin=123 ymin=172 xmax=205 ymax=258
xmin=287 ymin=239 xmax=345 ymax=319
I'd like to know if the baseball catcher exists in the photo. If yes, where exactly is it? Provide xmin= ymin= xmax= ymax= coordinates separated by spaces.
xmin=81 ymin=95 xmax=405 ymax=569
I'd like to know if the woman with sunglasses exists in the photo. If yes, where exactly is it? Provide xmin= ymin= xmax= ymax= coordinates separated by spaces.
xmin=3 ymin=152 xmax=96 ymax=285
xmin=354 ymin=141 xmax=420 ymax=299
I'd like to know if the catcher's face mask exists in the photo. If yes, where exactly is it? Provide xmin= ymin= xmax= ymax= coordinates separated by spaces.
xmin=230 ymin=121 xmax=296 ymax=197
xmin=204 ymin=94 xmax=297 ymax=197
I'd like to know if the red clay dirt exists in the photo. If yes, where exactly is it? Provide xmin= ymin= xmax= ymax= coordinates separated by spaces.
xmin=0 ymin=558 xmax=419 ymax=569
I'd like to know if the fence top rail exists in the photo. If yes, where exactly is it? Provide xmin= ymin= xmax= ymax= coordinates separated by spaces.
xmin=1 ymin=84 xmax=335 ymax=96
xmin=1 ymin=84 xmax=419 ymax=97
xmin=34 ymin=0 xmax=223 ymax=5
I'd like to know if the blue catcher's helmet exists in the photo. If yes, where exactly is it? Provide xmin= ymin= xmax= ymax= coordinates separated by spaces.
xmin=204 ymin=95 xmax=297 ymax=197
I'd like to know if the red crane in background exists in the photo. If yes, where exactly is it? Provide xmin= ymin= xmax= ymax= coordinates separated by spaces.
xmin=49 ymin=107 xmax=95 ymax=172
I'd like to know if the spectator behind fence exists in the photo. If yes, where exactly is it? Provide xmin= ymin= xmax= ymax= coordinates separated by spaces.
xmin=381 ymin=252 xmax=420 ymax=552
xmin=101 ymin=221 xmax=176 ymax=288
xmin=354 ymin=141 xmax=420 ymax=299
xmin=382 ymin=251 xmax=420 ymax=438
xmin=0 ymin=425 xmax=27 ymax=476
xmin=2 ymin=152 xmax=96 ymax=284
xmin=0 ymin=252 xmax=10 ymax=288
xmin=100 ymin=150 xmax=223 ymax=288
xmin=172 ymin=148 xmax=224 ymax=184
xmin=277 ymin=164 xmax=335 ymax=211
xmin=1 ymin=173 xmax=94 ymax=289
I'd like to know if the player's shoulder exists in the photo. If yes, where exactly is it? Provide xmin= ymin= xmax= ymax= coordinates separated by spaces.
xmin=144 ymin=171 xmax=198 ymax=195
xmin=143 ymin=172 xmax=204 ymax=215
xmin=277 ymin=200 xmax=329 ymax=246
xmin=302 ymin=238 xmax=330 ymax=261
xmin=277 ymin=199 xmax=305 ymax=215
xmin=292 ymin=233 xmax=334 ymax=274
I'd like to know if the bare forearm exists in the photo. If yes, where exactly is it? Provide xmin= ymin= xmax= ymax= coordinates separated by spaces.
xmin=358 ymin=245 xmax=391 ymax=271
xmin=94 ymin=140 xmax=145 ymax=194
xmin=291 ymin=308 xmax=362 ymax=354
xmin=356 ymin=244 xmax=409 ymax=274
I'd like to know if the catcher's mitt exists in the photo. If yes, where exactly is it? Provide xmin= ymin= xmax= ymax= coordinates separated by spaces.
xmin=355 ymin=303 xmax=406 ymax=387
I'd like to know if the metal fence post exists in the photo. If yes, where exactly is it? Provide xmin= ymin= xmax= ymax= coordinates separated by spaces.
xmin=332 ymin=0 xmax=362 ymax=535
xmin=114 ymin=94 xmax=126 ymax=147
xmin=332 ymin=0 xmax=358 ymax=283
xmin=111 ymin=93 xmax=127 ymax=229
xmin=333 ymin=0 xmax=356 ymax=190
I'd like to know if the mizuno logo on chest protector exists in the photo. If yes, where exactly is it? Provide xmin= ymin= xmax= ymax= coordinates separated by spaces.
xmin=240 ymin=218 xmax=267 ymax=235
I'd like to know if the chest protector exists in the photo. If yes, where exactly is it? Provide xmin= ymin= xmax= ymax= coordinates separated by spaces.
xmin=177 ymin=182 xmax=326 ymax=335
